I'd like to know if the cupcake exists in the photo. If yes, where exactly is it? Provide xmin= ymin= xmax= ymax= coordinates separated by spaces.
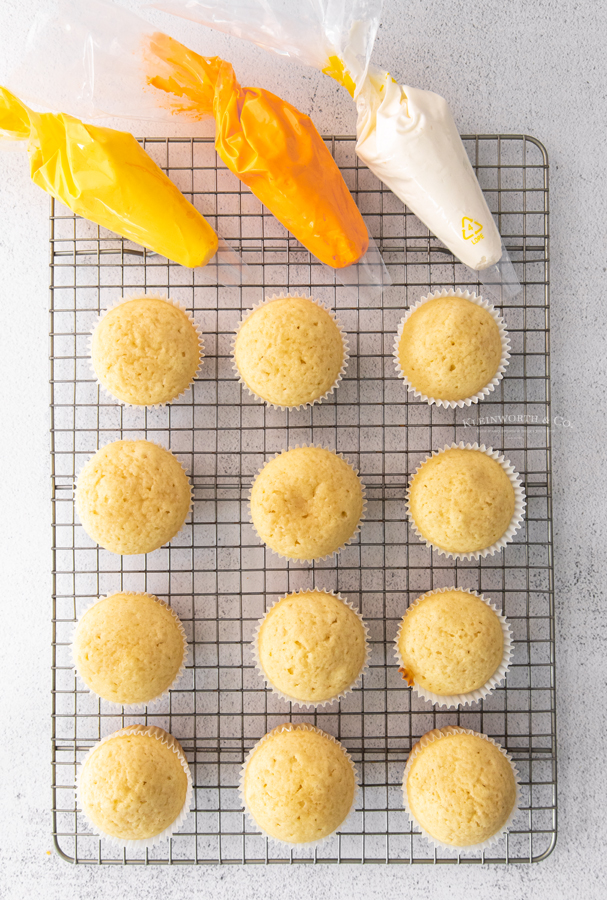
xmin=394 ymin=588 xmax=512 ymax=707
xmin=242 ymin=724 xmax=356 ymax=845
xmin=407 ymin=443 xmax=525 ymax=559
xmin=233 ymin=294 xmax=347 ymax=409
xmin=78 ymin=725 xmax=192 ymax=846
xmin=73 ymin=592 xmax=187 ymax=706
xmin=91 ymin=295 xmax=202 ymax=406
xmin=394 ymin=289 xmax=509 ymax=407
xmin=249 ymin=446 xmax=365 ymax=560
xmin=76 ymin=440 xmax=191 ymax=555
xmin=403 ymin=727 xmax=518 ymax=851
xmin=254 ymin=590 xmax=368 ymax=706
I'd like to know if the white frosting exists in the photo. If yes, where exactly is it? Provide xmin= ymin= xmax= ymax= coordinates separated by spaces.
xmin=355 ymin=71 xmax=503 ymax=270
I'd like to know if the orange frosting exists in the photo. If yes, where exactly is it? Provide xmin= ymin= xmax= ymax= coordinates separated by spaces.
xmin=145 ymin=33 xmax=369 ymax=268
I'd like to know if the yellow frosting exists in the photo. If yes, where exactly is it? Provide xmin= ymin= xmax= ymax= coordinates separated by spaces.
xmin=76 ymin=440 xmax=191 ymax=555
xmin=234 ymin=296 xmax=344 ymax=408
xmin=79 ymin=728 xmax=188 ymax=841
xmin=250 ymin=446 xmax=364 ymax=560
xmin=73 ymin=592 xmax=185 ymax=704
xmin=397 ymin=295 xmax=502 ymax=402
xmin=397 ymin=590 xmax=504 ymax=695
xmin=257 ymin=591 xmax=366 ymax=703
xmin=244 ymin=726 xmax=355 ymax=843
xmin=406 ymin=730 xmax=516 ymax=847
xmin=92 ymin=297 xmax=201 ymax=406
xmin=408 ymin=448 xmax=515 ymax=553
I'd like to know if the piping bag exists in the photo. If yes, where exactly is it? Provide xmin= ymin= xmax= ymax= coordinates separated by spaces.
xmin=154 ymin=0 xmax=520 ymax=298
xmin=9 ymin=0 xmax=389 ymax=296
xmin=0 ymin=87 xmax=223 ymax=271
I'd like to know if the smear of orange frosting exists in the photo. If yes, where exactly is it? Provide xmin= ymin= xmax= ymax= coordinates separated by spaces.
xmin=398 ymin=667 xmax=415 ymax=687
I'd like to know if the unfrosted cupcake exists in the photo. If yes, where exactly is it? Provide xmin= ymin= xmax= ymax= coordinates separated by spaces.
xmin=78 ymin=725 xmax=192 ymax=845
xmin=255 ymin=590 xmax=368 ymax=706
xmin=403 ymin=727 xmax=518 ymax=850
xmin=233 ymin=294 xmax=347 ymax=408
xmin=91 ymin=296 xmax=202 ymax=406
xmin=73 ymin=592 xmax=187 ymax=706
xmin=242 ymin=724 xmax=356 ymax=844
xmin=407 ymin=444 xmax=524 ymax=558
xmin=76 ymin=440 xmax=191 ymax=555
xmin=395 ymin=588 xmax=511 ymax=706
xmin=394 ymin=290 xmax=509 ymax=407
xmin=249 ymin=446 xmax=364 ymax=560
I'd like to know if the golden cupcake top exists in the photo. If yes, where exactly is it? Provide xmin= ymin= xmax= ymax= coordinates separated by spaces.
xmin=397 ymin=590 xmax=504 ymax=696
xmin=233 ymin=295 xmax=345 ymax=408
xmin=405 ymin=729 xmax=517 ymax=847
xmin=408 ymin=447 xmax=515 ymax=554
xmin=250 ymin=446 xmax=364 ymax=560
xmin=73 ymin=592 xmax=186 ymax=705
xmin=76 ymin=440 xmax=191 ymax=556
xmin=397 ymin=294 xmax=503 ymax=402
xmin=91 ymin=297 xmax=201 ymax=406
xmin=79 ymin=727 xmax=189 ymax=841
xmin=257 ymin=590 xmax=367 ymax=704
xmin=243 ymin=725 xmax=356 ymax=844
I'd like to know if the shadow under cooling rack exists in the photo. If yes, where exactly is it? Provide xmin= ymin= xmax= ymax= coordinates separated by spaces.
xmin=50 ymin=133 xmax=556 ymax=865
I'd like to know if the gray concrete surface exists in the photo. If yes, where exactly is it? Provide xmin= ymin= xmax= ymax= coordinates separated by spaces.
xmin=0 ymin=0 xmax=605 ymax=897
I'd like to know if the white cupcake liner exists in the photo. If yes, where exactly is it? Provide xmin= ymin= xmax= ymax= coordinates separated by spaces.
xmin=77 ymin=724 xmax=194 ymax=850
xmin=393 ymin=587 xmax=513 ymax=708
xmin=406 ymin=441 xmax=526 ymax=560
xmin=74 ymin=439 xmax=193 ymax=552
xmin=393 ymin=288 xmax=511 ymax=408
xmin=71 ymin=591 xmax=189 ymax=711
xmin=402 ymin=726 xmax=520 ymax=856
xmin=251 ymin=590 xmax=370 ymax=708
xmin=248 ymin=444 xmax=367 ymax=562
xmin=232 ymin=292 xmax=349 ymax=410
xmin=239 ymin=722 xmax=359 ymax=849
xmin=89 ymin=291 xmax=204 ymax=409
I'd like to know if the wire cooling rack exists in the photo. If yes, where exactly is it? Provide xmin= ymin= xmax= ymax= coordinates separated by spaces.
xmin=50 ymin=134 xmax=555 ymax=865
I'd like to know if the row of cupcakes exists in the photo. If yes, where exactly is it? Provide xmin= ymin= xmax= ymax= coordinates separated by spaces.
xmin=72 ymin=587 xmax=511 ymax=711
xmin=74 ymin=440 xmax=525 ymax=561
xmin=78 ymin=721 xmax=519 ymax=855
xmin=89 ymin=289 xmax=510 ymax=411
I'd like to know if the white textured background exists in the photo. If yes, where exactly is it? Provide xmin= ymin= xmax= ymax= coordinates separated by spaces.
xmin=1 ymin=0 xmax=605 ymax=897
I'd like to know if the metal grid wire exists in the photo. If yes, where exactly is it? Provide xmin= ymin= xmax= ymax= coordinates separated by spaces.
xmin=50 ymin=134 xmax=555 ymax=865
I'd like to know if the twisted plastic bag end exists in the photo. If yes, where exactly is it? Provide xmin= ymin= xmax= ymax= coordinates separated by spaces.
xmin=143 ymin=31 xmax=223 ymax=120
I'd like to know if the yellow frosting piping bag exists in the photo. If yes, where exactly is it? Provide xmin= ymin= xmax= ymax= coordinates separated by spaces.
xmin=0 ymin=87 xmax=249 ymax=285
xmin=0 ymin=87 xmax=220 ymax=270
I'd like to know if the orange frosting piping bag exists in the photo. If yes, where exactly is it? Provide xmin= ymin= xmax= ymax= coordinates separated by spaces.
xmin=142 ymin=33 xmax=369 ymax=269
xmin=0 ymin=86 xmax=218 ymax=270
